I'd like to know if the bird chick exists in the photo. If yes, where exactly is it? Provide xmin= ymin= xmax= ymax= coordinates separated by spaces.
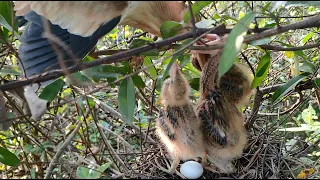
xmin=190 ymin=35 xmax=254 ymax=107
xmin=193 ymin=35 xmax=247 ymax=174
xmin=155 ymin=61 xmax=206 ymax=174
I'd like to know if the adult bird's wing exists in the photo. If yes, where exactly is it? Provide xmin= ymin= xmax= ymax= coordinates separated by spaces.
xmin=14 ymin=1 xmax=128 ymax=37
xmin=13 ymin=1 xmax=127 ymax=79
xmin=17 ymin=11 xmax=121 ymax=79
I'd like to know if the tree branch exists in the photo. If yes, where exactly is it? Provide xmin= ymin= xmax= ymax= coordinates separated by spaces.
xmin=259 ymin=43 xmax=320 ymax=51
xmin=1 ymin=14 xmax=320 ymax=91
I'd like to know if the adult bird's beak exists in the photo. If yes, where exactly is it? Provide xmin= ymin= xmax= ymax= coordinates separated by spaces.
xmin=189 ymin=34 xmax=225 ymax=71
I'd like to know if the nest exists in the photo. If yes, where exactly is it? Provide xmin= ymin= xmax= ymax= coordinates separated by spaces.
xmin=125 ymin=124 xmax=319 ymax=179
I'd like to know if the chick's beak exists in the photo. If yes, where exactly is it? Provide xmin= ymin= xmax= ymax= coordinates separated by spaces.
xmin=170 ymin=61 xmax=180 ymax=80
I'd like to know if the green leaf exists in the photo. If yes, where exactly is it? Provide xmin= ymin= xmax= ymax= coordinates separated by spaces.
xmin=302 ymin=104 xmax=317 ymax=125
xmin=294 ymin=50 xmax=307 ymax=60
xmin=189 ymin=78 xmax=200 ymax=91
xmin=0 ymin=1 xmax=20 ymax=39
xmin=128 ymin=38 xmax=159 ymax=56
xmin=250 ymin=38 xmax=272 ymax=46
xmin=161 ymin=55 xmax=180 ymax=81
xmin=143 ymin=57 xmax=157 ymax=79
xmin=184 ymin=1 xmax=212 ymax=23
xmin=270 ymin=1 xmax=287 ymax=12
xmin=129 ymin=38 xmax=153 ymax=49
xmin=65 ymin=72 xmax=93 ymax=86
xmin=314 ymin=78 xmax=320 ymax=89
xmin=272 ymin=72 xmax=310 ymax=104
xmin=77 ymin=166 xmax=90 ymax=179
xmin=0 ymin=66 xmax=21 ymax=75
xmin=0 ymin=14 xmax=20 ymax=39
xmin=118 ymin=77 xmax=135 ymax=125
xmin=93 ymin=162 xmax=113 ymax=178
xmin=83 ymin=65 xmax=125 ymax=82
xmin=218 ymin=12 xmax=256 ymax=78
xmin=39 ymin=78 xmax=65 ymax=102
xmin=251 ymin=52 xmax=271 ymax=88
xmin=87 ymin=98 xmax=95 ymax=109
xmin=160 ymin=21 xmax=183 ymax=39
xmin=76 ymin=98 xmax=86 ymax=113
xmin=284 ymin=1 xmax=320 ymax=7
xmin=0 ymin=2 xmax=12 ymax=24
xmin=76 ymin=161 xmax=112 ymax=179
xmin=30 ymin=168 xmax=37 ymax=179
xmin=299 ymin=61 xmax=316 ymax=74
xmin=132 ymin=74 xmax=145 ymax=88
xmin=0 ymin=146 xmax=20 ymax=166
xmin=195 ymin=19 xmax=216 ymax=28
xmin=302 ymin=32 xmax=314 ymax=45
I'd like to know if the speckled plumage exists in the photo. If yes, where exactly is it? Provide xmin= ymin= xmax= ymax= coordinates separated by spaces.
xmin=194 ymin=42 xmax=248 ymax=174
xmin=155 ymin=62 xmax=206 ymax=174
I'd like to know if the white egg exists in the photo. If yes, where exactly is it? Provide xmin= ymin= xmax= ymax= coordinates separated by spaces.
xmin=180 ymin=161 xmax=203 ymax=179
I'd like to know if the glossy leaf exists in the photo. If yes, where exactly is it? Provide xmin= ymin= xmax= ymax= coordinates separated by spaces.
xmin=160 ymin=21 xmax=183 ymax=39
xmin=0 ymin=1 xmax=19 ymax=38
xmin=314 ymin=79 xmax=320 ymax=89
xmin=132 ymin=74 xmax=145 ymax=88
xmin=299 ymin=61 xmax=316 ymax=74
xmin=0 ymin=2 xmax=12 ymax=25
xmin=184 ymin=1 xmax=212 ymax=23
xmin=118 ymin=77 xmax=135 ymax=125
xmin=0 ymin=15 xmax=19 ymax=39
xmin=39 ymin=78 xmax=65 ymax=102
xmin=301 ymin=32 xmax=314 ymax=45
xmin=65 ymin=72 xmax=93 ymax=86
xmin=218 ymin=11 xmax=256 ymax=78
xmin=143 ymin=57 xmax=157 ymax=80
xmin=195 ymin=19 xmax=216 ymax=28
xmin=77 ymin=161 xmax=112 ymax=179
xmin=252 ymin=52 xmax=271 ymax=88
xmin=0 ymin=146 xmax=20 ymax=166
xmin=272 ymin=72 xmax=310 ymax=104
xmin=250 ymin=38 xmax=272 ymax=46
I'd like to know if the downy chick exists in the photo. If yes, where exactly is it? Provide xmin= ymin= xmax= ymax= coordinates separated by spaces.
xmin=191 ymin=35 xmax=254 ymax=107
xmin=193 ymin=35 xmax=247 ymax=174
xmin=155 ymin=61 xmax=207 ymax=174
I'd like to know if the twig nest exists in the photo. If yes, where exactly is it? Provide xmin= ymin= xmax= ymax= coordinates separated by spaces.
xmin=180 ymin=161 xmax=203 ymax=179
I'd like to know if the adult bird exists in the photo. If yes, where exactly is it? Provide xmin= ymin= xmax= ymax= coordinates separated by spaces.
xmin=11 ymin=1 xmax=191 ymax=120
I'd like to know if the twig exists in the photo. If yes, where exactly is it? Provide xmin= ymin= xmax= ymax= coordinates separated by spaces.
xmin=187 ymin=1 xmax=197 ymax=36
xmin=259 ymin=43 xmax=320 ymax=51
xmin=256 ymin=91 xmax=303 ymax=116
xmin=44 ymin=122 xmax=82 ymax=179
xmin=97 ymin=124 xmax=130 ymax=172
xmin=97 ymin=124 xmax=138 ymax=153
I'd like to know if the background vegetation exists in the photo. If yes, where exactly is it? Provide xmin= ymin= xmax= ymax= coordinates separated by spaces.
xmin=1 ymin=1 xmax=320 ymax=179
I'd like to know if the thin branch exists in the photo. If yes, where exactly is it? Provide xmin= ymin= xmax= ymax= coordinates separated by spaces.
xmin=97 ymin=125 xmax=130 ymax=172
xmin=259 ymin=43 xmax=320 ymax=51
xmin=256 ymin=91 xmax=303 ymax=116
xmin=187 ymin=1 xmax=197 ymax=36
xmin=44 ymin=122 xmax=82 ymax=179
